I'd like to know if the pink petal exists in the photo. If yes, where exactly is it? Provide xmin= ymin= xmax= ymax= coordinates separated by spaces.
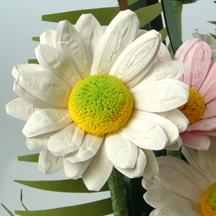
xmin=204 ymin=130 xmax=216 ymax=136
xmin=202 ymin=98 xmax=216 ymax=119
xmin=187 ymin=118 xmax=216 ymax=132
xmin=156 ymin=42 xmax=172 ymax=62
xmin=180 ymin=131 xmax=210 ymax=150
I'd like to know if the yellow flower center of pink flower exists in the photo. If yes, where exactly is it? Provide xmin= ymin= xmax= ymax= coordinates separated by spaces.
xmin=201 ymin=182 xmax=216 ymax=216
xmin=68 ymin=74 xmax=134 ymax=136
xmin=178 ymin=87 xmax=205 ymax=125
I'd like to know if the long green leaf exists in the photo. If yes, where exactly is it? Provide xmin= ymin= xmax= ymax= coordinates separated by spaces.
xmin=42 ymin=7 xmax=120 ymax=25
xmin=208 ymin=21 xmax=216 ymax=25
xmin=15 ymin=198 xmax=112 ymax=216
xmin=18 ymin=154 xmax=39 ymax=163
xmin=28 ymin=59 xmax=39 ymax=64
xmin=32 ymin=37 xmax=39 ymax=42
xmin=1 ymin=203 xmax=15 ymax=216
xmin=159 ymin=28 xmax=168 ymax=42
xmin=15 ymin=179 xmax=109 ymax=193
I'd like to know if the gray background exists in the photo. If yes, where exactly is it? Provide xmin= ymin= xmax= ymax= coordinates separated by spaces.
xmin=1 ymin=0 xmax=215 ymax=215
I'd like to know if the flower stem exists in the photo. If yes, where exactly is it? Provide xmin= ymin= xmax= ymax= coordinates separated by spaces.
xmin=108 ymin=168 xmax=128 ymax=216
xmin=172 ymin=0 xmax=183 ymax=37
xmin=166 ymin=148 xmax=182 ymax=158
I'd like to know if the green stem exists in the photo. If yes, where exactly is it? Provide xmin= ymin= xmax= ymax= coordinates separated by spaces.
xmin=108 ymin=168 xmax=128 ymax=216
xmin=166 ymin=147 xmax=182 ymax=158
xmin=172 ymin=0 xmax=183 ymax=37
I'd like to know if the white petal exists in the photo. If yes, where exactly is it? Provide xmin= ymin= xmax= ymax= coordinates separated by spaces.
xmin=75 ymin=14 xmax=103 ymax=56
xmin=26 ymin=132 xmax=55 ymax=151
xmin=65 ymin=133 xmax=104 ymax=163
xmin=14 ymin=70 xmax=71 ymax=107
xmin=109 ymin=30 xmax=161 ymax=88
xmin=22 ymin=108 xmax=72 ymax=137
xmin=130 ymin=79 xmax=189 ymax=112
xmin=142 ymin=149 xmax=159 ymax=179
xmin=91 ymin=10 xmax=139 ymax=75
xmin=156 ymin=109 xmax=189 ymax=133
xmin=134 ymin=60 xmax=186 ymax=86
xmin=38 ymin=151 xmax=63 ymax=174
xmin=121 ymin=119 xmax=168 ymax=150
xmin=63 ymin=158 xmax=91 ymax=179
xmin=105 ymin=131 xmax=138 ymax=169
xmin=48 ymin=123 xmax=85 ymax=156
xmin=115 ymin=148 xmax=146 ymax=178
xmin=165 ymin=136 xmax=182 ymax=150
xmin=132 ymin=109 xmax=179 ymax=146
xmin=40 ymin=30 xmax=57 ymax=47
xmin=13 ymin=82 xmax=56 ymax=108
xmin=56 ymin=20 xmax=92 ymax=79
xmin=82 ymin=143 xmax=113 ymax=191
xmin=6 ymin=98 xmax=38 ymax=121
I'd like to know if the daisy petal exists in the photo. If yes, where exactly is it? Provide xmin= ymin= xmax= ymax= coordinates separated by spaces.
xmin=48 ymin=123 xmax=85 ymax=156
xmin=12 ymin=64 xmax=43 ymax=76
xmin=26 ymin=132 xmax=55 ymax=151
xmin=75 ymin=14 xmax=103 ymax=56
xmin=6 ymin=98 xmax=38 ymax=121
xmin=13 ymin=70 xmax=71 ymax=107
xmin=121 ymin=119 xmax=168 ymax=150
xmin=35 ymin=44 xmax=82 ymax=87
xmin=165 ymin=136 xmax=182 ymax=151
xmin=132 ymin=109 xmax=179 ymax=146
xmin=22 ymin=108 xmax=72 ymax=137
xmin=109 ymin=30 xmax=161 ymax=88
xmin=105 ymin=131 xmax=138 ymax=169
xmin=181 ymin=131 xmax=210 ymax=150
xmin=82 ymin=143 xmax=113 ymax=191
xmin=134 ymin=60 xmax=186 ymax=86
xmin=65 ymin=133 xmax=104 ymax=163
xmin=142 ymin=149 xmax=159 ymax=178
xmin=188 ymin=118 xmax=216 ymax=132
xmin=91 ymin=10 xmax=139 ymax=75
xmin=56 ymin=20 xmax=92 ymax=79
xmin=156 ymin=109 xmax=189 ymax=133
xmin=63 ymin=158 xmax=91 ymax=179
xmin=130 ymin=79 xmax=189 ymax=112
xmin=202 ymin=98 xmax=216 ymax=119
xmin=40 ymin=30 xmax=57 ymax=47
xmin=38 ymin=151 xmax=63 ymax=174
xmin=156 ymin=42 xmax=172 ymax=62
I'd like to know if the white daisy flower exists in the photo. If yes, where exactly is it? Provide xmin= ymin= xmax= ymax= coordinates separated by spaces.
xmin=6 ymin=10 xmax=189 ymax=191
xmin=142 ymin=137 xmax=216 ymax=216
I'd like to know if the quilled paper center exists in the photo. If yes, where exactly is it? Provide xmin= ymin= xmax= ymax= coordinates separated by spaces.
xmin=178 ymin=87 xmax=205 ymax=125
xmin=68 ymin=74 xmax=134 ymax=136
xmin=201 ymin=182 xmax=216 ymax=216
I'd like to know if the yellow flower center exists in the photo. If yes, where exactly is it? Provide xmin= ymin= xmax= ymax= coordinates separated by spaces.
xmin=201 ymin=182 xmax=216 ymax=216
xmin=178 ymin=88 xmax=205 ymax=125
xmin=68 ymin=74 xmax=134 ymax=136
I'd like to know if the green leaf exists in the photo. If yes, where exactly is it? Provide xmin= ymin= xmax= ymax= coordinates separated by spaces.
xmin=211 ymin=33 xmax=216 ymax=39
xmin=127 ymin=0 xmax=138 ymax=5
xmin=208 ymin=21 xmax=216 ymax=25
xmin=32 ymin=37 xmax=39 ymax=42
xmin=15 ymin=198 xmax=112 ymax=216
xmin=18 ymin=154 xmax=39 ymax=163
xmin=14 ymin=179 xmax=109 ymax=193
xmin=135 ymin=3 xmax=163 ymax=28
xmin=28 ymin=59 xmax=39 ymax=64
xmin=20 ymin=190 xmax=28 ymax=211
xmin=1 ymin=203 xmax=15 ymax=216
xmin=161 ymin=0 xmax=182 ymax=53
xmin=42 ymin=7 xmax=120 ymax=25
xmin=159 ymin=28 xmax=168 ymax=42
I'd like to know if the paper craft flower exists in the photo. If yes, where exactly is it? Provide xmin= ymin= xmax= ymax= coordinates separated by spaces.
xmin=142 ymin=140 xmax=216 ymax=216
xmin=6 ymin=10 xmax=189 ymax=191
xmin=174 ymin=38 xmax=216 ymax=150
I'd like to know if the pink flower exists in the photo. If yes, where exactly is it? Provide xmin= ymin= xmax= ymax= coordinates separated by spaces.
xmin=175 ymin=38 xmax=216 ymax=150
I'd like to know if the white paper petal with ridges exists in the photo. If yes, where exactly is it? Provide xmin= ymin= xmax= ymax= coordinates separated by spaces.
xmin=26 ymin=132 xmax=55 ymax=151
xmin=63 ymin=158 xmax=91 ymax=179
xmin=13 ymin=82 xmax=57 ymax=108
xmin=82 ymin=142 xmax=113 ymax=191
xmin=115 ymin=148 xmax=146 ymax=178
xmin=48 ymin=123 xmax=85 ymax=156
xmin=38 ymin=151 xmax=63 ymax=174
xmin=40 ymin=30 xmax=57 ymax=47
xmin=132 ymin=109 xmax=179 ymax=146
xmin=165 ymin=136 xmax=182 ymax=150
xmin=6 ymin=98 xmax=38 ymax=121
xmin=134 ymin=60 xmax=186 ymax=86
xmin=91 ymin=10 xmax=139 ymax=75
xmin=121 ymin=119 xmax=168 ymax=150
xmin=156 ymin=109 xmax=189 ymax=133
xmin=75 ymin=13 xmax=103 ymax=56
xmin=105 ymin=131 xmax=138 ymax=169
xmin=56 ymin=20 xmax=92 ymax=79
xmin=14 ymin=70 xmax=72 ymax=107
xmin=130 ymin=79 xmax=189 ymax=112
xmin=142 ymin=149 xmax=159 ymax=179
xmin=109 ymin=30 xmax=160 ymax=88
xmin=65 ymin=133 xmax=104 ymax=163
xmin=22 ymin=108 xmax=72 ymax=137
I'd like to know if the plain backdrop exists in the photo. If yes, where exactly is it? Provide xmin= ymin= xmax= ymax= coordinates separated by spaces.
xmin=1 ymin=0 xmax=216 ymax=215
